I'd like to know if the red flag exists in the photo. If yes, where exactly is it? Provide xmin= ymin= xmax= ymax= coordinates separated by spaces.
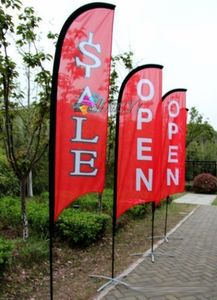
xmin=161 ymin=89 xmax=187 ymax=199
xmin=50 ymin=3 xmax=115 ymax=221
xmin=115 ymin=65 xmax=163 ymax=218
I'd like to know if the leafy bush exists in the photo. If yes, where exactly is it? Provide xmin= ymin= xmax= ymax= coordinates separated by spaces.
xmin=0 ymin=236 xmax=13 ymax=276
xmin=127 ymin=203 xmax=151 ymax=218
xmin=28 ymin=201 xmax=49 ymax=237
xmin=73 ymin=190 xmax=113 ymax=215
xmin=0 ymin=151 xmax=19 ymax=197
xmin=57 ymin=209 xmax=111 ymax=246
xmin=193 ymin=173 xmax=217 ymax=194
xmin=0 ymin=197 xmax=21 ymax=228
xmin=32 ymin=152 xmax=49 ymax=195
xmin=74 ymin=194 xmax=99 ymax=211
xmin=40 ymin=191 xmax=49 ymax=202
xmin=0 ymin=197 xmax=49 ymax=236
xmin=185 ymin=183 xmax=192 ymax=192
xmin=15 ymin=238 xmax=48 ymax=266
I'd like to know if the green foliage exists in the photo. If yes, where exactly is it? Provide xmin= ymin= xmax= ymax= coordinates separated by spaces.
xmin=185 ymin=183 xmax=192 ymax=192
xmin=187 ymin=107 xmax=217 ymax=161
xmin=0 ymin=0 xmax=56 ymax=237
xmin=15 ymin=237 xmax=48 ymax=266
xmin=27 ymin=200 xmax=49 ymax=237
xmin=39 ymin=191 xmax=49 ymax=202
xmin=0 ymin=0 xmax=21 ymax=10
xmin=0 ymin=149 xmax=19 ymax=197
xmin=0 ymin=196 xmax=49 ymax=236
xmin=57 ymin=209 xmax=111 ymax=246
xmin=0 ymin=196 xmax=21 ymax=228
xmin=0 ymin=236 xmax=13 ymax=276
xmin=74 ymin=190 xmax=113 ymax=214
xmin=127 ymin=203 xmax=151 ymax=219
xmin=193 ymin=173 xmax=217 ymax=194
xmin=74 ymin=195 xmax=100 ymax=211
xmin=32 ymin=152 xmax=49 ymax=195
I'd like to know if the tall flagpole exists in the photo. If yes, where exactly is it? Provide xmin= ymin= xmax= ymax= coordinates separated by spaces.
xmin=164 ymin=196 xmax=169 ymax=242
xmin=111 ymin=66 xmax=121 ymax=279
xmin=151 ymin=201 xmax=156 ymax=263
xmin=49 ymin=204 xmax=54 ymax=300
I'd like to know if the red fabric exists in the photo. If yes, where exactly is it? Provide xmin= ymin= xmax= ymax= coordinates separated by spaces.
xmin=116 ymin=66 xmax=163 ymax=218
xmin=161 ymin=90 xmax=187 ymax=199
xmin=54 ymin=6 xmax=114 ymax=220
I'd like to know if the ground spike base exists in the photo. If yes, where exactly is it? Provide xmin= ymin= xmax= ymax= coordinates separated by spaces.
xmin=89 ymin=274 xmax=131 ymax=292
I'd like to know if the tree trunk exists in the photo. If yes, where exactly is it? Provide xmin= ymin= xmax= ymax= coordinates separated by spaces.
xmin=20 ymin=178 xmax=29 ymax=240
xmin=27 ymin=170 xmax=33 ymax=197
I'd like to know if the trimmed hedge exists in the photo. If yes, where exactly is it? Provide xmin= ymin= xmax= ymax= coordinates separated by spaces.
xmin=0 ymin=197 xmax=49 ymax=237
xmin=74 ymin=190 xmax=113 ymax=215
xmin=193 ymin=173 xmax=217 ymax=194
xmin=57 ymin=209 xmax=111 ymax=246
xmin=0 ymin=236 xmax=13 ymax=276
xmin=0 ymin=196 xmax=111 ymax=245
xmin=127 ymin=203 xmax=151 ymax=218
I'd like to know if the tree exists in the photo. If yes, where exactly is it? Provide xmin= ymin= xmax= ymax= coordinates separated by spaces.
xmin=106 ymin=51 xmax=134 ymax=186
xmin=186 ymin=107 xmax=217 ymax=161
xmin=0 ymin=0 xmax=54 ymax=239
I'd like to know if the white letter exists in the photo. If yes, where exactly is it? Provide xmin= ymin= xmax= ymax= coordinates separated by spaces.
xmin=137 ymin=138 xmax=152 ymax=160
xmin=136 ymin=168 xmax=153 ymax=191
xmin=137 ymin=79 xmax=155 ymax=101
xmin=167 ymin=168 xmax=179 ymax=186
xmin=168 ymin=100 xmax=180 ymax=117
xmin=71 ymin=117 xmax=99 ymax=143
xmin=168 ymin=122 xmax=178 ymax=140
xmin=137 ymin=108 xmax=153 ymax=130
xmin=168 ymin=145 xmax=178 ymax=163
xmin=70 ymin=150 xmax=97 ymax=176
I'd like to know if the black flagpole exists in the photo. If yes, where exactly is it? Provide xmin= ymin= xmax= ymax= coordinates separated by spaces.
xmin=49 ymin=202 xmax=54 ymax=300
xmin=164 ymin=196 xmax=169 ymax=242
xmin=111 ymin=85 xmax=120 ymax=281
xmin=49 ymin=119 xmax=55 ymax=300
xmin=151 ymin=201 xmax=156 ymax=263
xmin=49 ymin=101 xmax=56 ymax=300
xmin=49 ymin=80 xmax=56 ymax=300
xmin=111 ymin=194 xmax=116 ymax=279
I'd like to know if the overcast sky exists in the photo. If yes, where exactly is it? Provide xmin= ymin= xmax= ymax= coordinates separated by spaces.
xmin=25 ymin=0 xmax=217 ymax=129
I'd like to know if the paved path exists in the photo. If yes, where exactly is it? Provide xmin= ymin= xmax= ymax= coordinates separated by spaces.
xmin=95 ymin=195 xmax=217 ymax=299
xmin=174 ymin=193 xmax=216 ymax=205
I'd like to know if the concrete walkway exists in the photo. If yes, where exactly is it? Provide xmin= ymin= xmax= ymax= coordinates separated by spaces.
xmin=174 ymin=193 xmax=216 ymax=205
xmin=95 ymin=194 xmax=217 ymax=299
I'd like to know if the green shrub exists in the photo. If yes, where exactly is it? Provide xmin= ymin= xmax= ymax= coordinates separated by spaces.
xmin=0 ymin=151 xmax=19 ymax=197
xmin=0 ymin=236 xmax=13 ymax=276
xmin=74 ymin=194 xmax=99 ymax=211
xmin=185 ymin=183 xmax=192 ymax=192
xmin=0 ymin=197 xmax=21 ymax=228
xmin=193 ymin=173 xmax=217 ymax=194
xmin=40 ymin=191 xmax=49 ymax=202
xmin=57 ymin=209 xmax=111 ymax=246
xmin=127 ymin=203 xmax=151 ymax=218
xmin=73 ymin=190 xmax=113 ymax=215
xmin=0 ymin=197 xmax=49 ymax=237
xmin=15 ymin=238 xmax=48 ymax=266
xmin=28 ymin=201 xmax=49 ymax=237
